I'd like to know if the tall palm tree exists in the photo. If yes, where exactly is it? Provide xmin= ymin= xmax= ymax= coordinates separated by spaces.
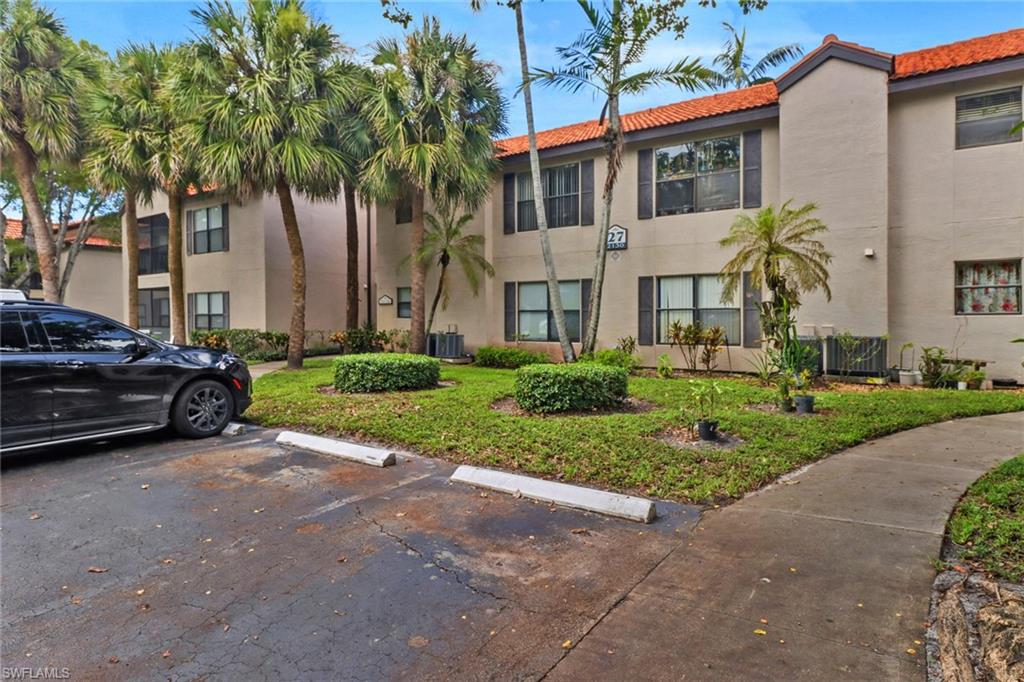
xmin=330 ymin=62 xmax=376 ymax=330
xmin=509 ymin=0 xmax=576 ymax=362
xmin=175 ymin=0 xmax=352 ymax=369
xmin=710 ymin=22 xmax=803 ymax=90
xmin=0 ymin=0 xmax=96 ymax=302
xmin=531 ymin=0 xmax=717 ymax=354
xmin=362 ymin=17 xmax=505 ymax=355
xmin=411 ymin=204 xmax=494 ymax=337
xmin=84 ymin=46 xmax=161 ymax=328
xmin=719 ymin=201 xmax=832 ymax=341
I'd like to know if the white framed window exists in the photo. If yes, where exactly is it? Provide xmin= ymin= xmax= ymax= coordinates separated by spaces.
xmin=656 ymin=274 xmax=740 ymax=344
xmin=954 ymin=260 xmax=1021 ymax=315
xmin=397 ymin=287 xmax=412 ymax=318
xmin=955 ymin=87 xmax=1022 ymax=149
xmin=516 ymin=281 xmax=581 ymax=341
xmin=188 ymin=204 xmax=227 ymax=254
xmin=190 ymin=292 xmax=229 ymax=330
xmin=516 ymin=163 xmax=580 ymax=231
xmin=655 ymin=135 xmax=740 ymax=216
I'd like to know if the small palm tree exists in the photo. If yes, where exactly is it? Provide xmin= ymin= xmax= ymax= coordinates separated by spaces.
xmin=175 ymin=0 xmax=352 ymax=368
xmin=531 ymin=0 xmax=718 ymax=354
xmin=410 ymin=204 xmax=494 ymax=337
xmin=719 ymin=200 xmax=832 ymax=318
xmin=0 ymin=0 xmax=96 ymax=302
xmin=362 ymin=17 xmax=505 ymax=354
xmin=710 ymin=22 xmax=803 ymax=90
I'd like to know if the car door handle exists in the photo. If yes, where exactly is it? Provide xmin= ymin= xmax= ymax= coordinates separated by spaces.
xmin=54 ymin=360 xmax=87 ymax=368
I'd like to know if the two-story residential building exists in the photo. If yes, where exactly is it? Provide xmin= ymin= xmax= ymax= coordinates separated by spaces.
xmin=375 ymin=28 xmax=1024 ymax=383
xmin=127 ymin=189 xmax=372 ymax=341
xmin=5 ymin=217 xmax=124 ymax=321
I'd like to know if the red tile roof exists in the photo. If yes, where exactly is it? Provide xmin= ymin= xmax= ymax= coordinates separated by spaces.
xmin=496 ymin=83 xmax=778 ymax=158
xmin=894 ymin=27 xmax=1024 ymax=80
xmin=4 ymin=218 xmax=118 ymax=248
xmin=496 ymin=27 xmax=1024 ymax=158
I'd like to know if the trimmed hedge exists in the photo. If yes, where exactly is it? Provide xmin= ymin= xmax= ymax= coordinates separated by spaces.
xmin=333 ymin=353 xmax=440 ymax=393
xmin=475 ymin=345 xmax=550 ymax=369
xmin=578 ymin=348 xmax=642 ymax=373
xmin=514 ymin=363 xmax=628 ymax=413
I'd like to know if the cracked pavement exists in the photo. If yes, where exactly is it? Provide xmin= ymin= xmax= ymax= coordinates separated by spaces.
xmin=1 ymin=427 xmax=698 ymax=680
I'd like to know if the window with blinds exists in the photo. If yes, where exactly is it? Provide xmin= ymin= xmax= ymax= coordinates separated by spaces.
xmin=955 ymin=87 xmax=1022 ymax=149
xmin=516 ymin=163 xmax=580 ymax=231
xmin=656 ymin=274 xmax=740 ymax=345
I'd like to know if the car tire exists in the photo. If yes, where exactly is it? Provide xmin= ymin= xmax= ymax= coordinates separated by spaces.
xmin=172 ymin=379 xmax=235 ymax=438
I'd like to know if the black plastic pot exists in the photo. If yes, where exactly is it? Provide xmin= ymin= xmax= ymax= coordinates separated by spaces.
xmin=778 ymin=398 xmax=795 ymax=413
xmin=697 ymin=420 xmax=719 ymax=441
xmin=795 ymin=395 xmax=815 ymax=414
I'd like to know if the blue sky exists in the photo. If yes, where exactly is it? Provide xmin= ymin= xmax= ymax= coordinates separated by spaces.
xmin=53 ymin=0 xmax=1024 ymax=137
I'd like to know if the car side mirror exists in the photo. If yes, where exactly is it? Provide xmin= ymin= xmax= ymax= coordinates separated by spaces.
xmin=132 ymin=337 xmax=155 ymax=358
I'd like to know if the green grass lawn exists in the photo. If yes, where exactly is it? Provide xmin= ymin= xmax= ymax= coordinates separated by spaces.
xmin=247 ymin=359 xmax=1024 ymax=504
xmin=947 ymin=454 xmax=1024 ymax=582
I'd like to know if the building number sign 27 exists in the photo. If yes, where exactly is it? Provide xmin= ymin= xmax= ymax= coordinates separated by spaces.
xmin=607 ymin=224 xmax=627 ymax=251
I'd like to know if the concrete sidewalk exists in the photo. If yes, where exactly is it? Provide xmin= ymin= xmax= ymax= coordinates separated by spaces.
xmin=548 ymin=411 xmax=1024 ymax=681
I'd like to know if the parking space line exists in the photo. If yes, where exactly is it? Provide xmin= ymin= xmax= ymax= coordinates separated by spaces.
xmin=296 ymin=471 xmax=437 ymax=520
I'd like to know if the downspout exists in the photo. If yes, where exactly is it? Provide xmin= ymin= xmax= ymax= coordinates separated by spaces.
xmin=365 ymin=202 xmax=373 ymax=329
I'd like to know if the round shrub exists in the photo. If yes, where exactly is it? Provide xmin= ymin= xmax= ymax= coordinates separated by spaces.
xmin=514 ymin=363 xmax=628 ymax=413
xmin=333 ymin=353 xmax=440 ymax=393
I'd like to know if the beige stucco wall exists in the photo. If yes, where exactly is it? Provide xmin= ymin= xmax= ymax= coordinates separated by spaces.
xmin=889 ymin=71 xmax=1024 ymax=382
xmin=62 ymin=247 xmax=123 ymax=322
xmin=130 ymin=188 xmax=368 ymax=339
xmin=375 ymin=121 xmax=781 ymax=370
xmin=779 ymin=58 xmax=891 ymax=339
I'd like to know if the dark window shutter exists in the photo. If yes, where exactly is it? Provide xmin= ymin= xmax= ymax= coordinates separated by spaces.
xmin=187 ymin=293 xmax=194 ymax=334
xmin=637 ymin=276 xmax=654 ymax=346
xmin=580 ymin=160 xmax=595 ymax=226
xmin=742 ymin=271 xmax=762 ymax=348
xmin=504 ymin=282 xmax=516 ymax=342
xmin=742 ymin=130 xmax=762 ymax=209
xmin=503 ymin=173 xmax=516 ymax=234
xmin=580 ymin=278 xmax=592 ymax=339
xmin=637 ymin=149 xmax=653 ymax=220
xmin=223 ymin=291 xmax=230 ymax=330
xmin=185 ymin=210 xmax=193 ymax=256
xmin=221 ymin=203 xmax=230 ymax=252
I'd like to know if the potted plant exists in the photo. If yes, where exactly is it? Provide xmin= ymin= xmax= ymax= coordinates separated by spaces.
xmin=776 ymin=373 xmax=794 ymax=412
xmin=963 ymin=369 xmax=985 ymax=390
xmin=688 ymin=380 xmax=723 ymax=441
xmin=898 ymin=342 xmax=916 ymax=385
xmin=793 ymin=369 xmax=815 ymax=414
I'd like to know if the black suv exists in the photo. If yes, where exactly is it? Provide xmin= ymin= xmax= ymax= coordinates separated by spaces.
xmin=0 ymin=300 xmax=251 ymax=453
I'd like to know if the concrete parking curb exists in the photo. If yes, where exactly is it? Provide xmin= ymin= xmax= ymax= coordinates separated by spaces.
xmin=450 ymin=465 xmax=657 ymax=523
xmin=275 ymin=431 xmax=396 ymax=467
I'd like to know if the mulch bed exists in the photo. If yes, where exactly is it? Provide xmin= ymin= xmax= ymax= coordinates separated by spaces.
xmin=652 ymin=426 xmax=744 ymax=451
xmin=490 ymin=396 xmax=656 ymax=418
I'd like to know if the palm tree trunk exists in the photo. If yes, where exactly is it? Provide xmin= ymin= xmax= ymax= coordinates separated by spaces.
xmin=123 ymin=189 xmax=140 ymax=328
xmin=426 ymin=264 xmax=447 ymax=339
xmin=514 ymin=2 xmax=575 ymax=363
xmin=275 ymin=175 xmax=307 ymax=369
xmin=8 ymin=132 xmax=59 ymax=302
xmin=582 ymin=93 xmax=622 ymax=354
xmin=167 ymin=189 xmax=187 ymax=344
xmin=344 ymin=180 xmax=360 ymax=330
xmin=409 ymin=189 xmax=427 ymax=354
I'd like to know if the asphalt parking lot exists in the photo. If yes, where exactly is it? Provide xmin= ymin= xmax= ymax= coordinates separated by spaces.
xmin=1 ymin=426 xmax=698 ymax=681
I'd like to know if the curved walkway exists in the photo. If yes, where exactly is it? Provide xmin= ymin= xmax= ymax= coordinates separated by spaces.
xmin=547 ymin=411 xmax=1024 ymax=681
